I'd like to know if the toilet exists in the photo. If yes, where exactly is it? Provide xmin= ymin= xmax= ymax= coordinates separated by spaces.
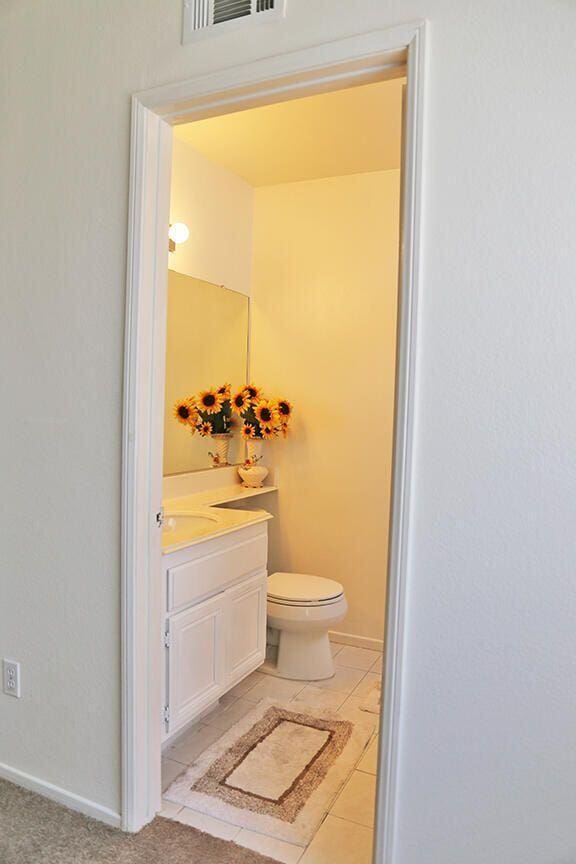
xmin=266 ymin=572 xmax=348 ymax=681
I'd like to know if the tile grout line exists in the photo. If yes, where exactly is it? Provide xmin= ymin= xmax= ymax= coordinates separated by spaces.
xmin=324 ymin=812 xmax=375 ymax=833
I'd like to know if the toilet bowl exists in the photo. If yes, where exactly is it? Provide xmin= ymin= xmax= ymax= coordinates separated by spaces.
xmin=266 ymin=572 xmax=348 ymax=681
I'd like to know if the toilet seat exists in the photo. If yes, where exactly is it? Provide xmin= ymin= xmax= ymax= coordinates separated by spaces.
xmin=267 ymin=572 xmax=344 ymax=606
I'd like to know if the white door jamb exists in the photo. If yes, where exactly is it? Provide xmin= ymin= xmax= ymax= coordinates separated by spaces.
xmin=122 ymin=23 xmax=427 ymax=864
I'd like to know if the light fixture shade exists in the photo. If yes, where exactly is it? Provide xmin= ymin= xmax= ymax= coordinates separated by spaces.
xmin=168 ymin=222 xmax=190 ymax=245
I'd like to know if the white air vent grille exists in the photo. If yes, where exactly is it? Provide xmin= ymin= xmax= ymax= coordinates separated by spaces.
xmin=183 ymin=0 xmax=286 ymax=42
xmin=214 ymin=0 xmax=252 ymax=24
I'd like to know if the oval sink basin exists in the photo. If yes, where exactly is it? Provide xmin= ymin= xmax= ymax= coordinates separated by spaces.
xmin=162 ymin=511 xmax=220 ymax=545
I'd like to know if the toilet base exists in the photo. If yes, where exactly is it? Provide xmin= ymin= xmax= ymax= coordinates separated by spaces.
xmin=276 ymin=629 xmax=335 ymax=681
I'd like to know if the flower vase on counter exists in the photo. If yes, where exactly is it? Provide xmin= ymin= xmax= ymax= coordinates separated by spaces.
xmin=231 ymin=385 xmax=294 ymax=488
xmin=238 ymin=459 xmax=269 ymax=489
xmin=173 ymin=381 xmax=294 ymax=481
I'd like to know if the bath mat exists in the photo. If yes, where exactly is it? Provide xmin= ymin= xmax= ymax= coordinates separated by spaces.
xmin=360 ymin=680 xmax=381 ymax=715
xmin=164 ymin=698 xmax=375 ymax=846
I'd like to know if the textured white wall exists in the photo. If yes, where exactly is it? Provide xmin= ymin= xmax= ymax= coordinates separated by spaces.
xmin=1 ymin=2 xmax=576 ymax=859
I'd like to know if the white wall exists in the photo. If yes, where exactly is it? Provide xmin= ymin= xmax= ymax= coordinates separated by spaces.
xmin=1 ymin=2 xmax=576 ymax=860
xmin=170 ymin=138 xmax=254 ymax=296
xmin=250 ymin=171 xmax=400 ymax=642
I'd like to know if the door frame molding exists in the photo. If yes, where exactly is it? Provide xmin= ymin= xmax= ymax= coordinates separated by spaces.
xmin=122 ymin=22 xmax=427 ymax=863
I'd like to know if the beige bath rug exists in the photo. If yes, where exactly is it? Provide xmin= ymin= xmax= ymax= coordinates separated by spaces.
xmin=164 ymin=698 xmax=375 ymax=847
xmin=360 ymin=679 xmax=381 ymax=715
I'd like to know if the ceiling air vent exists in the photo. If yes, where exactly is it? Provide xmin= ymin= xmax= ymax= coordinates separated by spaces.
xmin=183 ymin=0 xmax=286 ymax=43
xmin=214 ymin=0 xmax=251 ymax=24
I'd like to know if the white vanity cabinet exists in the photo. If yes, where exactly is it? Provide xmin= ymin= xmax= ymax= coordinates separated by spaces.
xmin=162 ymin=520 xmax=268 ymax=740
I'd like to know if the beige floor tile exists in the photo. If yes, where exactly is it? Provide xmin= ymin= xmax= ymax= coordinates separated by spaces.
xmin=299 ymin=815 xmax=373 ymax=864
xmin=330 ymin=642 xmax=344 ymax=658
xmin=235 ymin=829 xmax=304 ymax=863
xmin=371 ymin=653 xmax=383 ymax=674
xmin=207 ymin=697 xmax=257 ymax=731
xmin=314 ymin=666 xmax=366 ymax=694
xmin=158 ymin=799 xmax=183 ymax=819
xmin=338 ymin=695 xmax=379 ymax=731
xmin=351 ymin=671 xmax=381 ymax=700
xmin=164 ymin=718 xmax=204 ymax=751
xmin=166 ymin=722 xmax=224 ymax=764
xmin=194 ymin=708 xmax=219 ymax=728
xmin=290 ymin=684 xmax=348 ymax=712
xmin=336 ymin=646 xmax=382 ymax=672
xmin=357 ymin=736 xmax=379 ymax=775
xmin=175 ymin=806 xmax=241 ymax=840
xmin=330 ymin=771 xmax=377 ymax=828
xmin=223 ymin=670 xmax=266 ymax=702
xmin=161 ymin=758 xmax=186 ymax=792
xmin=218 ymin=691 xmax=240 ymax=707
xmin=248 ymin=674 xmax=307 ymax=701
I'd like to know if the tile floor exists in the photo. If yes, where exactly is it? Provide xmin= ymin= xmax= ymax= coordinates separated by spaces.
xmin=160 ymin=642 xmax=382 ymax=864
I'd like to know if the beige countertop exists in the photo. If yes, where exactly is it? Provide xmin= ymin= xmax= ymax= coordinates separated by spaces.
xmin=161 ymin=483 xmax=277 ymax=553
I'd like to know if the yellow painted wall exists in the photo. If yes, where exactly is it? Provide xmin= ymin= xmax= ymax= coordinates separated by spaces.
xmin=250 ymin=170 xmax=400 ymax=641
xmin=170 ymin=138 xmax=254 ymax=296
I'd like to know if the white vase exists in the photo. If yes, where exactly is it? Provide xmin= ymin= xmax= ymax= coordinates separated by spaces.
xmin=238 ymin=464 xmax=269 ymax=488
xmin=246 ymin=439 xmax=263 ymax=464
xmin=212 ymin=434 xmax=230 ymax=465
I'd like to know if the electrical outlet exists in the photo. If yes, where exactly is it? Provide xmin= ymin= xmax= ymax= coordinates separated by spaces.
xmin=3 ymin=659 xmax=21 ymax=698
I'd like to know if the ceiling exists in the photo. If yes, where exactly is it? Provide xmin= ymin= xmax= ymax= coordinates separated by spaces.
xmin=173 ymin=77 xmax=405 ymax=187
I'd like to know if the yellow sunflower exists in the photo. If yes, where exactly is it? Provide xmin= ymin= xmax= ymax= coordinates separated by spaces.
xmin=231 ymin=389 xmax=250 ymax=414
xmin=255 ymin=399 xmax=279 ymax=427
xmin=197 ymin=388 xmax=223 ymax=414
xmin=241 ymin=423 xmax=256 ymax=439
xmin=244 ymin=383 xmax=262 ymax=404
xmin=197 ymin=420 xmax=213 ymax=437
xmin=260 ymin=424 xmax=277 ymax=440
xmin=173 ymin=398 xmax=197 ymax=426
xmin=275 ymin=398 xmax=293 ymax=424
xmin=217 ymin=383 xmax=231 ymax=401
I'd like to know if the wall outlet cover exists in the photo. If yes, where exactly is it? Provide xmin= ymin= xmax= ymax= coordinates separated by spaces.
xmin=2 ymin=659 xmax=21 ymax=698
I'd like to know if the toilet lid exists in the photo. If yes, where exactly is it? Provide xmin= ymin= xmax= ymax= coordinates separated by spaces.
xmin=267 ymin=572 xmax=344 ymax=603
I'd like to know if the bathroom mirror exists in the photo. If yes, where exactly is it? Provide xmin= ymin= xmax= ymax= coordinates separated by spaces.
xmin=163 ymin=270 xmax=249 ymax=475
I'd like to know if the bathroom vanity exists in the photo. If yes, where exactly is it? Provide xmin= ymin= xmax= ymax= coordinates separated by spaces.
xmin=161 ymin=480 xmax=275 ymax=741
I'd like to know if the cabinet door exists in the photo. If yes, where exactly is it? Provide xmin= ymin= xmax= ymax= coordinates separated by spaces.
xmin=167 ymin=593 xmax=226 ymax=735
xmin=226 ymin=570 xmax=267 ymax=686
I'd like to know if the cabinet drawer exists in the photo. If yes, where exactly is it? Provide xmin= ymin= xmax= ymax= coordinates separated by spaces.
xmin=168 ymin=530 xmax=268 ymax=612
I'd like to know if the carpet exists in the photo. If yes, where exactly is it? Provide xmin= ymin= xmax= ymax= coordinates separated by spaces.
xmin=0 ymin=777 xmax=279 ymax=864
xmin=165 ymin=698 xmax=375 ymax=846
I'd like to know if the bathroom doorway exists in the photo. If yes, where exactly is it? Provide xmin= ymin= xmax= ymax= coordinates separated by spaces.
xmin=122 ymin=25 xmax=425 ymax=864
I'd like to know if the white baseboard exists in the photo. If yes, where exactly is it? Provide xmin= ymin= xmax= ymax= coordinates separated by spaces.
xmin=329 ymin=630 xmax=384 ymax=652
xmin=0 ymin=761 xmax=121 ymax=828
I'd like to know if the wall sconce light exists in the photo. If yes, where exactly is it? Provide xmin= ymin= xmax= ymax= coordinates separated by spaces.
xmin=168 ymin=222 xmax=190 ymax=252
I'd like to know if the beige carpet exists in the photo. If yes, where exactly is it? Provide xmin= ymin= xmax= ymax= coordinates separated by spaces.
xmin=0 ymin=777 xmax=278 ymax=864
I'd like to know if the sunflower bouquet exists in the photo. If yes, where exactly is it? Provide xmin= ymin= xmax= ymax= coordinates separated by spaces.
xmin=173 ymin=383 xmax=232 ymax=438
xmin=230 ymin=384 xmax=293 ymax=442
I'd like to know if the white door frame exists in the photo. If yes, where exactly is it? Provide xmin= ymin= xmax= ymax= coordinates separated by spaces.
xmin=122 ymin=21 xmax=427 ymax=862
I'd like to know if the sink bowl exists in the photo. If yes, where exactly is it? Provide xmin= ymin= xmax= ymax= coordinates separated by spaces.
xmin=162 ymin=511 xmax=220 ymax=546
